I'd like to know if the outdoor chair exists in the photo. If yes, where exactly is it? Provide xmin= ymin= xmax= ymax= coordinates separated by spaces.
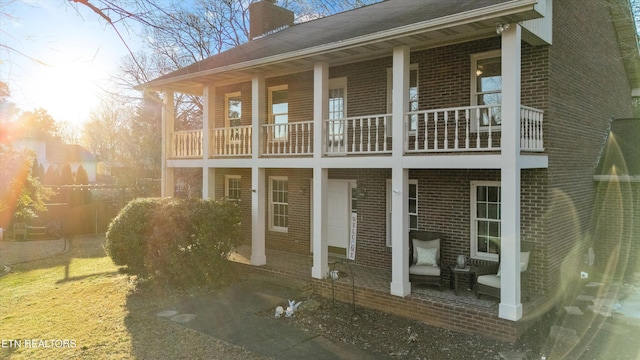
xmin=409 ymin=230 xmax=443 ymax=290
xmin=13 ymin=223 xmax=27 ymax=240
xmin=475 ymin=241 xmax=535 ymax=300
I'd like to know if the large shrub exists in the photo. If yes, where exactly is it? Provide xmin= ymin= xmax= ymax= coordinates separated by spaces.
xmin=105 ymin=197 xmax=241 ymax=287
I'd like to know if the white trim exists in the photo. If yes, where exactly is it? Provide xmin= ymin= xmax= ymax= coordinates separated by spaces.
xmin=470 ymin=180 xmax=501 ymax=262
xmin=269 ymin=176 xmax=289 ymax=232
xmin=470 ymin=50 xmax=502 ymax=132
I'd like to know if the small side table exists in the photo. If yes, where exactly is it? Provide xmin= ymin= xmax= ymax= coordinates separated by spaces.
xmin=449 ymin=265 xmax=477 ymax=295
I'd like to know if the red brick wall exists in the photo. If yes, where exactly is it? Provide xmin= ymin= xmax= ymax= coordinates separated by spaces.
xmin=545 ymin=0 xmax=634 ymax=296
xmin=214 ymin=168 xmax=253 ymax=245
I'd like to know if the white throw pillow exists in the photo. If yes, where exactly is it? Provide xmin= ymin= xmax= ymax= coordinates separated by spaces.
xmin=412 ymin=238 xmax=440 ymax=264
xmin=416 ymin=247 xmax=438 ymax=267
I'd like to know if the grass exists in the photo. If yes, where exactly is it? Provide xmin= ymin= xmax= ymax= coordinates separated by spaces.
xmin=0 ymin=235 xmax=265 ymax=359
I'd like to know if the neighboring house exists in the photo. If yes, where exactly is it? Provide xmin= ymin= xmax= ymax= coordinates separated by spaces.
xmin=15 ymin=140 xmax=97 ymax=182
xmin=593 ymin=118 xmax=640 ymax=279
xmin=139 ymin=0 xmax=639 ymax=340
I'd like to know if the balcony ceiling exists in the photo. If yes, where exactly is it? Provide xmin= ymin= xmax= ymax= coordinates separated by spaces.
xmin=141 ymin=0 xmax=543 ymax=95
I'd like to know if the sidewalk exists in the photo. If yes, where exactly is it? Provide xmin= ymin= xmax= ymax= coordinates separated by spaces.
xmin=155 ymin=269 xmax=388 ymax=360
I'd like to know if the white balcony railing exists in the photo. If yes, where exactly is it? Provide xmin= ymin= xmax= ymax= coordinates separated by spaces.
xmin=325 ymin=114 xmax=392 ymax=155
xmin=404 ymin=105 xmax=544 ymax=153
xmin=171 ymin=130 xmax=202 ymax=158
xmin=520 ymin=106 xmax=544 ymax=151
xmin=169 ymin=106 xmax=543 ymax=159
xmin=263 ymin=121 xmax=314 ymax=156
xmin=211 ymin=126 xmax=252 ymax=156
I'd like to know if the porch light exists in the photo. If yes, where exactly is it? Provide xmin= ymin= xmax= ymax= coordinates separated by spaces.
xmin=495 ymin=23 xmax=509 ymax=35
xmin=354 ymin=181 xmax=367 ymax=199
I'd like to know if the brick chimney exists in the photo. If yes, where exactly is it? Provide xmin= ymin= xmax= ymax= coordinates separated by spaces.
xmin=249 ymin=0 xmax=294 ymax=40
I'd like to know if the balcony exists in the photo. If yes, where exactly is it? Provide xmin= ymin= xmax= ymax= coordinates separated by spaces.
xmin=168 ymin=105 xmax=544 ymax=159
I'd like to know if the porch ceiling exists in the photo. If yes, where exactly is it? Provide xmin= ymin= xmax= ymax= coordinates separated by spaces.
xmin=141 ymin=1 xmax=543 ymax=95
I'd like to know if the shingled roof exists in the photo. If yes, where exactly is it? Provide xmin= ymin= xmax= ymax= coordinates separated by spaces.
xmin=141 ymin=0 xmax=541 ymax=93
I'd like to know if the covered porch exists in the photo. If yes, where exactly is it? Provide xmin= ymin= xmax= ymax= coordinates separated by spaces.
xmin=229 ymin=244 xmax=544 ymax=342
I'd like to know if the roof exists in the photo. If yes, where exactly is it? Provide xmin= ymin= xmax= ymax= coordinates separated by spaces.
xmin=609 ymin=0 xmax=640 ymax=94
xmin=46 ymin=143 xmax=96 ymax=163
xmin=141 ymin=0 xmax=542 ymax=93
xmin=595 ymin=118 xmax=640 ymax=181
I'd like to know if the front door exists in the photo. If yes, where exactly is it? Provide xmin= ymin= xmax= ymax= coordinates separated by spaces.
xmin=328 ymin=180 xmax=351 ymax=254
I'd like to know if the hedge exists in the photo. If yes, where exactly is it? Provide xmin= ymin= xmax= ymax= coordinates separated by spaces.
xmin=105 ymin=197 xmax=241 ymax=288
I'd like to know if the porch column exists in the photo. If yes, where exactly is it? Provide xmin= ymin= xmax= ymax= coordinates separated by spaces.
xmin=312 ymin=168 xmax=329 ymax=278
xmin=203 ymin=168 xmax=215 ymax=200
xmin=390 ymin=46 xmax=411 ymax=297
xmin=499 ymin=23 xmax=523 ymax=321
xmin=202 ymin=84 xmax=215 ymax=160
xmin=161 ymin=91 xmax=175 ymax=197
xmin=312 ymin=62 xmax=329 ymax=279
xmin=251 ymin=75 xmax=267 ymax=266
xmin=251 ymin=167 xmax=266 ymax=265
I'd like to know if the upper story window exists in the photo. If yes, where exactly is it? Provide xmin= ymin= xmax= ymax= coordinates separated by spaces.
xmin=470 ymin=181 xmax=501 ymax=261
xmin=471 ymin=50 xmax=502 ymax=129
xmin=269 ymin=85 xmax=288 ymax=140
xmin=225 ymin=92 xmax=242 ymax=128
xmin=328 ymin=77 xmax=347 ymax=144
xmin=387 ymin=64 xmax=419 ymax=133
xmin=225 ymin=92 xmax=242 ymax=142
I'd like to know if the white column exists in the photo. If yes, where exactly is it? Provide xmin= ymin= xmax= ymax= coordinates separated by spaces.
xmin=312 ymin=62 xmax=329 ymax=279
xmin=312 ymin=168 xmax=329 ymax=278
xmin=202 ymin=84 xmax=215 ymax=160
xmin=161 ymin=91 xmax=175 ymax=197
xmin=251 ymin=167 xmax=266 ymax=265
xmin=390 ymin=46 xmax=411 ymax=297
xmin=499 ymin=23 xmax=523 ymax=321
xmin=251 ymin=75 xmax=266 ymax=266
xmin=203 ymin=168 xmax=215 ymax=200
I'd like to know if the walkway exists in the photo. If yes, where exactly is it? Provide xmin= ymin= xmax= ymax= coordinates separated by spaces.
xmin=0 ymin=237 xmax=67 ymax=269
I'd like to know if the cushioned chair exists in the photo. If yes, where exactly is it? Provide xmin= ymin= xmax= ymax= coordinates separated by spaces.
xmin=408 ymin=230 xmax=443 ymax=290
xmin=476 ymin=242 xmax=535 ymax=300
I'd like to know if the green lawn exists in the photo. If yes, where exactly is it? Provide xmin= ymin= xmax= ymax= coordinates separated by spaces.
xmin=0 ymin=235 xmax=264 ymax=359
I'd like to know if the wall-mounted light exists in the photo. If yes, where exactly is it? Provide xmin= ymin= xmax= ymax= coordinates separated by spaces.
xmin=495 ymin=23 xmax=510 ymax=35
xmin=353 ymin=180 xmax=367 ymax=199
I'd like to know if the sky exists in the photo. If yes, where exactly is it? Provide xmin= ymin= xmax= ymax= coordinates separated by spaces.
xmin=1 ymin=0 xmax=139 ymax=128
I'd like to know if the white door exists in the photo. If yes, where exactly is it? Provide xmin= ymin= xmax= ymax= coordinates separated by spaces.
xmin=328 ymin=180 xmax=350 ymax=250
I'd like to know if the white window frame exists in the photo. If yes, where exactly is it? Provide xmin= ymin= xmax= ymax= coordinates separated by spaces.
xmin=386 ymin=179 xmax=418 ymax=247
xmin=470 ymin=50 xmax=502 ymax=132
xmin=268 ymin=85 xmax=288 ymax=141
xmin=224 ymin=175 xmax=241 ymax=201
xmin=470 ymin=180 xmax=501 ymax=261
xmin=386 ymin=64 xmax=419 ymax=136
xmin=328 ymin=77 xmax=347 ymax=146
xmin=269 ymin=176 xmax=288 ymax=232
xmin=225 ymin=92 xmax=242 ymax=143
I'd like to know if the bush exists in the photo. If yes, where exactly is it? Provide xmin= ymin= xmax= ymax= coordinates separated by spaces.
xmin=105 ymin=197 xmax=241 ymax=287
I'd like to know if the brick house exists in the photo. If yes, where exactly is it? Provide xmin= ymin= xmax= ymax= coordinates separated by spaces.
xmin=139 ymin=0 xmax=639 ymax=339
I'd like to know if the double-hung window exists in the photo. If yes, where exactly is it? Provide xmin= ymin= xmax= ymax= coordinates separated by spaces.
xmin=225 ymin=175 xmax=241 ymax=201
xmin=225 ymin=92 xmax=242 ymax=142
xmin=269 ymin=177 xmax=288 ymax=232
xmin=269 ymin=85 xmax=288 ymax=140
xmin=470 ymin=181 xmax=501 ymax=261
xmin=328 ymin=77 xmax=347 ymax=145
xmin=471 ymin=50 xmax=502 ymax=130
